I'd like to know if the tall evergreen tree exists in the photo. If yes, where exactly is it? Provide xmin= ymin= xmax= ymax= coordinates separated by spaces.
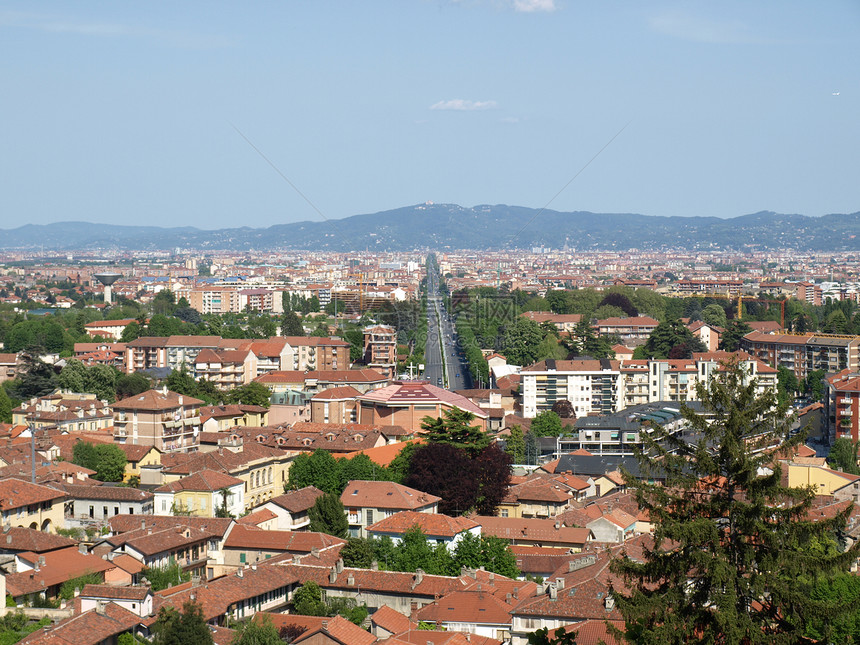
xmin=308 ymin=493 xmax=348 ymax=539
xmin=505 ymin=425 xmax=526 ymax=464
xmin=280 ymin=310 xmax=304 ymax=336
xmin=610 ymin=362 xmax=860 ymax=644
xmin=152 ymin=600 xmax=213 ymax=645
xmin=420 ymin=407 xmax=490 ymax=457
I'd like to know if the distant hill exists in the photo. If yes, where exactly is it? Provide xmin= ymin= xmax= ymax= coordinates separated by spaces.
xmin=1 ymin=205 xmax=858 ymax=251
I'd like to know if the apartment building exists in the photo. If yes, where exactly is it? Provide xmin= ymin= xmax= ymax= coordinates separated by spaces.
xmin=194 ymin=348 xmax=257 ymax=389
xmin=676 ymin=279 xmax=744 ymax=296
xmin=522 ymin=359 xmax=623 ymax=419
xmin=13 ymin=393 xmax=113 ymax=433
xmin=362 ymin=324 xmax=397 ymax=379
xmin=523 ymin=353 xmax=778 ymax=418
xmin=84 ymin=319 xmax=137 ymax=341
xmin=255 ymin=368 xmax=388 ymax=395
xmin=740 ymin=331 xmax=860 ymax=381
xmin=594 ymin=316 xmax=659 ymax=345
xmin=520 ymin=312 xmax=582 ymax=333
xmin=112 ymin=388 xmax=204 ymax=452
xmin=283 ymin=336 xmax=351 ymax=372
xmin=824 ymin=370 xmax=860 ymax=444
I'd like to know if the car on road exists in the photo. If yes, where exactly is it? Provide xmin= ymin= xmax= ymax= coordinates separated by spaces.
xmin=437 ymin=377 xmax=443 ymax=385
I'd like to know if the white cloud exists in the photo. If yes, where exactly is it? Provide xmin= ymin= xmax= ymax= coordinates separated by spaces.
xmin=649 ymin=10 xmax=755 ymax=44
xmin=430 ymin=99 xmax=498 ymax=111
xmin=0 ymin=10 xmax=231 ymax=48
xmin=512 ymin=0 xmax=557 ymax=13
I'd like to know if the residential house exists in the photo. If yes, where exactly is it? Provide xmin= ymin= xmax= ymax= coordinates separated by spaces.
xmin=59 ymin=484 xmax=154 ymax=528
xmin=15 ymin=602 xmax=144 ymax=645
xmin=5 ymin=545 xmax=115 ymax=604
xmin=367 ymin=511 xmax=480 ymax=549
xmin=194 ymin=348 xmax=257 ymax=389
xmin=476 ymin=516 xmax=592 ymax=550
xmin=153 ymin=469 xmax=244 ymax=517
xmin=12 ymin=393 xmax=113 ymax=433
xmin=84 ymin=319 xmax=137 ymax=341
xmin=257 ymin=486 xmax=326 ymax=531
xmin=310 ymin=386 xmax=360 ymax=424
xmin=340 ymin=480 xmax=440 ymax=538
xmin=0 ymin=478 xmax=65 ymax=533
xmin=413 ymin=590 xmax=516 ymax=642
xmin=255 ymin=368 xmax=389 ymax=396
xmin=741 ymin=331 xmax=860 ymax=382
xmin=520 ymin=312 xmax=582 ymax=333
xmin=79 ymin=583 xmax=153 ymax=618
xmin=221 ymin=525 xmax=345 ymax=568
xmin=0 ymin=353 xmax=18 ymax=384
xmin=199 ymin=404 xmax=269 ymax=433
xmin=112 ymin=388 xmax=204 ymax=452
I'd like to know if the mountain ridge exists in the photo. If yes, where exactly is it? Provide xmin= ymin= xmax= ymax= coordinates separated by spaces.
xmin=1 ymin=204 xmax=857 ymax=252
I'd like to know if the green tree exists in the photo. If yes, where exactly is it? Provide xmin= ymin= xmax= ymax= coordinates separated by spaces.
xmin=804 ymin=369 xmax=826 ymax=402
xmin=530 ymin=410 xmax=564 ymax=437
xmin=120 ymin=320 xmax=141 ymax=343
xmin=701 ymin=303 xmax=728 ymax=328
xmin=166 ymin=367 xmax=198 ymax=397
xmin=420 ymin=407 xmax=490 ymax=457
xmin=58 ymin=359 xmax=88 ymax=392
xmin=224 ymin=382 xmax=271 ymax=408
xmin=610 ymin=362 xmax=859 ymax=644
xmin=827 ymin=438 xmax=860 ymax=475
xmin=640 ymin=319 xmax=706 ymax=359
xmin=308 ymin=493 xmax=348 ymax=539
xmin=72 ymin=441 xmax=99 ymax=471
xmin=12 ymin=348 xmax=57 ymax=399
xmin=287 ymin=450 xmax=341 ymax=494
xmin=85 ymin=364 xmax=118 ymax=402
xmin=93 ymin=443 xmax=127 ymax=482
xmin=394 ymin=526 xmax=434 ymax=572
xmin=527 ymin=627 xmax=578 ymax=645
xmin=340 ymin=537 xmax=376 ymax=569
xmin=776 ymin=366 xmax=799 ymax=405
xmin=291 ymin=581 xmax=327 ymax=616
xmin=387 ymin=441 xmax=418 ymax=484
xmin=524 ymin=430 xmax=540 ymax=466
xmin=152 ymin=600 xmax=212 ymax=645
xmin=505 ymin=425 xmax=526 ymax=463
xmin=231 ymin=615 xmax=282 ymax=645
xmin=115 ymin=372 xmax=151 ymax=400
xmin=719 ymin=319 xmax=752 ymax=352
xmin=280 ymin=311 xmax=304 ymax=337
xmin=500 ymin=317 xmax=545 ymax=366
xmin=58 ymin=573 xmax=103 ymax=600
xmin=0 ymin=387 xmax=12 ymax=424
xmin=142 ymin=563 xmax=190 ymax=591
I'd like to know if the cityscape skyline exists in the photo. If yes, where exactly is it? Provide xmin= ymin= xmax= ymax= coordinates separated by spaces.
xmin=1 ymin=1 xmax=858 ymax=230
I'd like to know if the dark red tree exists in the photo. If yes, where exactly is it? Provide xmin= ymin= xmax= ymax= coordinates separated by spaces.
xmin=472 ymin=443 xmax=512 ymax=515
xmin=599 ymin=292 xmax=638 ymax=317
xmin=404 ymin=443 xmax=477 ymax=516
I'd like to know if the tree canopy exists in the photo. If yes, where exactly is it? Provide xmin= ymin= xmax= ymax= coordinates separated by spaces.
xmin=610 ymin=362 xmax=860 ymax=644
xmin=308 ymin=493 xmax=348 ymax=539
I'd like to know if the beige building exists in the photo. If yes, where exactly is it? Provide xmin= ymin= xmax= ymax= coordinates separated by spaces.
xmin=0 ymin=479 xmax=65 ymax=533
xmin=112 ymin=388 xmax=204 ymax=453
xmin=160 ymin=443 xmax=296 ymax=512
xmin=363 ymin=325 xmax=397 ymax=379
xmin=13 ymin=392 xmax=113 ymax=433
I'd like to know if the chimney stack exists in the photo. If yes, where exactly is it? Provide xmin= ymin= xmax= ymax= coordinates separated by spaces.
xmin=237 ymin=567 xmax=243 ymax=578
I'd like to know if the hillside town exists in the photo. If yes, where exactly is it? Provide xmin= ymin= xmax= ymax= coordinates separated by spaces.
xmin=0 ymin=247 xmax=858 ymax=645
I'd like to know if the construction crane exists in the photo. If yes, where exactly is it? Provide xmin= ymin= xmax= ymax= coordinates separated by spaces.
xmin=685 ymin=292 xmax=786 ymax=329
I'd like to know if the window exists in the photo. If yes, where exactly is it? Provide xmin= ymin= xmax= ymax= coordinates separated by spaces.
xmin=114 ymin=506 xmax=119 ymax=516
xmin=366 ymin=509 xmax=374 ymax=524
xmin=500 ymin=509 xmax=509 ymax=518
xmin=89 ymin=506 xmax=94 ymax=519
xmin=103 ymin=506 xmax=108 ymax=517
xmin=240 ymin=553 xmax=246 ymax=564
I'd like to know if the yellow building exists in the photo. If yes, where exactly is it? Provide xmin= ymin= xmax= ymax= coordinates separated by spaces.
xmin=160 ymin=443 xmax=296 ymax=512
xmin=0 ymin=479 xmax=65 ymax=533
xmin=117 ymin=444 xmax=162 ymax=484
xmin=786 ymin=462 xmax=860 ymax=495
xmin=154 ymin=469 xmax=244 ymax=518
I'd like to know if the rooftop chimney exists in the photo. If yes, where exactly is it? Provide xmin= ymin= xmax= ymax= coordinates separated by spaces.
xmin=78 ymin=543 xmax=87 ymax=555
xmin=335 ymin=558 xmax=344 ymax=573
xmin=329 ymin=567 xmax=337 ymax=583
xmin=371 ymin=560 xmax=378 ymax=571
xmin=236 ymin=567 xmax=243 ymax=578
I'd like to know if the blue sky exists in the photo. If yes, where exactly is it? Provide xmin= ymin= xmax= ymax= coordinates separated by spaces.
xmin=1 ymin=1 xmax=858 ymax=229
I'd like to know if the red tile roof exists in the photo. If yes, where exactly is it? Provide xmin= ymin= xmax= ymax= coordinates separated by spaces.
xmin=367 ymin=511 xmax=479 ymax=539
xmin=340 ymin=480 xmax=440 ymax=511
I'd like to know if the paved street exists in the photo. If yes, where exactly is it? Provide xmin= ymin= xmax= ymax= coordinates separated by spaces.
xmin=424 ymin=266 xmax=470 ymax=391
